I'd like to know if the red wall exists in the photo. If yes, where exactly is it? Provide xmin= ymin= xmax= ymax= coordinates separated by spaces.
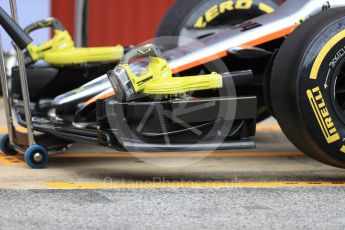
xmin=51 ymin=0 xmax=288 ymax=46
xmin=51 ymin=0 xmax=75 ymax=39
xmin=51 ymin=0 xmax=175 ymax=46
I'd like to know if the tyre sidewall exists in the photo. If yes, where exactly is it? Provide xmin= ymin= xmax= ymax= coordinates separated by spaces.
xmin=298 ymin=16 xmax=345 ymax=163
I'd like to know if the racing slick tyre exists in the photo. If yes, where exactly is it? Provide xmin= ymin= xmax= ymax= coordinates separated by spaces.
xmin=271 ymin=7 xmax=345 ymax=168
xmin=156 ymin=0 xmax=280 ymax=122
xmin=156 ymin=0 xmax=280 ymax=48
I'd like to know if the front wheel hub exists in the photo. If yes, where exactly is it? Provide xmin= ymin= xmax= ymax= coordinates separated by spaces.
xmin=33 ymin=152 xmax=44 ymax=163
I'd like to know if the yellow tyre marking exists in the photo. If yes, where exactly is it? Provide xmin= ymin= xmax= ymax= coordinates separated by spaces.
xmin=47 ymin=181 xmax=345 ymax=189
xmin=194 ymin=1 xmax=273 ymax=28
xmin=235 ymin=0 xmax=253 ymax=9
xmin=205 ymin=5 xmax=219 ymax=22
xmin=194 ymin=17 xmax=207 ymax=28
xmin=258 ymin=2 xmax=274 ymax=13
xmin=307 ymin=88 xmax=340 ymax=143
xmin=220 ymin=1 xmax=234 ymax=13
xmin=310 ymin=29 xmax=345 ymax=79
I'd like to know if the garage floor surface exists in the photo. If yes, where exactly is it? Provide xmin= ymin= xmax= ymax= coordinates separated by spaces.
xmin=0 ymin=100 xmax=344 ymax=229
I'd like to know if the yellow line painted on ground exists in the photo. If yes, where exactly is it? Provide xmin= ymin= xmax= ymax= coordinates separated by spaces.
xmin=46 ymin=181 xmax=345 ymax=189
xmin=51 ymin=151 xmax=303 ymax=159
xmin=256 ymin=124 xmax=281 ymax=132
xmin=0 ymin=154 xmax=25 ymax=166
xmin=0 ymin=125 xmax=282 ymax=134
xmin=0 ymin=151 xmax=303 ymax=167
xmin=0 ymin=126 xmax=27 ymax=134
xmin=0 ymin=123 xmax=286 ymax=166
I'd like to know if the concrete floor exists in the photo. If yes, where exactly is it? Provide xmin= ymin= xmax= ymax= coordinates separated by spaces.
xmin=0 ymin=98 xmax=345 ymax=229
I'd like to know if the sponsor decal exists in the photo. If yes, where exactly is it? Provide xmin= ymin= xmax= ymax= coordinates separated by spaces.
xmin=307 ymin=86 xmax=340 ymax=144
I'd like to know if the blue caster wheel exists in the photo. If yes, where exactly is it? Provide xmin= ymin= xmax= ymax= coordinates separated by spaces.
xmin=0 ymin=134 xmax=17 ymax=155
xmin=25 ymin=145 xmax=48 ymax=169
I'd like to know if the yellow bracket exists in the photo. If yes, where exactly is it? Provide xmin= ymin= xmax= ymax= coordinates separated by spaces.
xmin=115 ymin=53 xmax=222 ymax=96
xmin=143 ymin=72 xmax=223 ymax=95
xmin=27 ymin=29 xmax=124 ymax=65
xmin=44 ymin=45 xmax=124 ymax=65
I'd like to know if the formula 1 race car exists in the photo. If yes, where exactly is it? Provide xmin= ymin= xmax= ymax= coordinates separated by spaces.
xmin=2 ymin=0 xmax=345 ymax=170
xmin=9 ymin=0 xmax=281 ymax=122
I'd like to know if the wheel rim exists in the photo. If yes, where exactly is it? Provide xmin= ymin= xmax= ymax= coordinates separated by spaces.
xmin=331 ymin=58 xmax=345 ymax=125
xmin=33 ymin=152 xmax=44 ymax=163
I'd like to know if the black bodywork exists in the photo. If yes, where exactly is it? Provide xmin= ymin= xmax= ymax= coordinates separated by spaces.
xmin=13 ymin=69 xmax=258 ymax=152
xmin=12 ymin=62 xmax=116 ymax=101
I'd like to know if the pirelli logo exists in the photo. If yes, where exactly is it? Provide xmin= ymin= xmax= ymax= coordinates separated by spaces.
xmin=307 ymin=87 xmax=340 ymax=144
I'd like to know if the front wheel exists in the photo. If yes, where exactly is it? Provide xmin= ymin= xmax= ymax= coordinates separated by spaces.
xmin=271 ymin=7 xmax=345 ymax=168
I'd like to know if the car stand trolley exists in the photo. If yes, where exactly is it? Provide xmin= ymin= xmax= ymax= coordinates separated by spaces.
xmin=0 ymin=0 xmax=49 ymax=168
xmin=0 ymin=0 xmax=258 ymax=168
